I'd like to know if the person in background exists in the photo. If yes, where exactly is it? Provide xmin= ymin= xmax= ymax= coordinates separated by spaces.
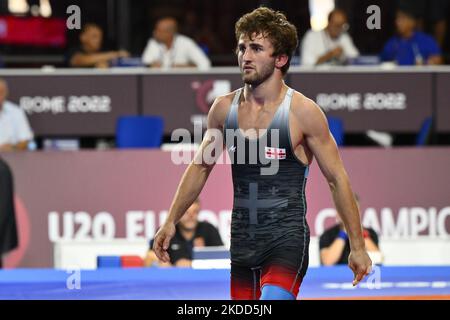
xmin=0 ymin=78 xmax=26 ymax=269
xmin=68 ymin=23 xmax=130 ymax=68
xmin=397 ymin=0 xmax=450 ymax=53
xmin=141 ymin=16 xmax=211 ymax=70
xmin=429 ymin=0 xmax=450 ymax=57
xmin=144 ymin=198 xmax=223 ymax=267
xmin=380 ymin=9 xmax=443 ymax=65
xmin=0 ymin=79 xmax=33 ymax=151
xmin=0 ymin=158 xmax=17 ymax=269
xmin=301 ymin=8 xmax=359 ymax=66
xmin=319 ymin=194 xmax=382 ymax=266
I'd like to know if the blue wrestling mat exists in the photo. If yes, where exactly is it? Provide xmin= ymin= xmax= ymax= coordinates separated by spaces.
xmin=0 ymin=266 xmax=449 ymax=300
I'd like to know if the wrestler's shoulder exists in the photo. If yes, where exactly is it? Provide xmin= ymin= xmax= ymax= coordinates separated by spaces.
xmin=290 ymin=89 xmax=323 ymax=118
xmin=208 ymin=90 xmax=239 ymax=118
xmin=213 ymin=90 xmax=239 ymax=106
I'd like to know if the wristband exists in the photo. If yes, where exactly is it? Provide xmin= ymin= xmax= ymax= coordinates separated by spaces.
xmin=363 ymin=229 xmax=370 ymax=239
xmin=337 ymin=230 xmax=348 ymax=241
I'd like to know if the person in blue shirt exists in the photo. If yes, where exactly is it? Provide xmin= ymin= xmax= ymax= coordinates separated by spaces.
xmin=380 ymin=9 xmax=443 ymax=65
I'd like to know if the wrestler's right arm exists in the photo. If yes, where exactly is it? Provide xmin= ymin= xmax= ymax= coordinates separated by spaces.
xmin=152 ymin=95 xmax=230 ymax=263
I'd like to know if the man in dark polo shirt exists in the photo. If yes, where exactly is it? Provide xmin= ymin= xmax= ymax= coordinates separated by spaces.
xmin=145 ymin=198 xmax=223 ymax=267
xmin=319 ymin=194 xmax=382 ymax=266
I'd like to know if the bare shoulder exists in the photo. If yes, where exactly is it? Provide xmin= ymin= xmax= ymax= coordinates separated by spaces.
xmin=211 ymin=90 xmax=237 ymax=110
xmin=208 ymin=90 xmax=239 ymax=128
xmin=290 ymin=90 xmax=323 ymax=117
xmin=290 ymin=90 xmax=328 ymax=134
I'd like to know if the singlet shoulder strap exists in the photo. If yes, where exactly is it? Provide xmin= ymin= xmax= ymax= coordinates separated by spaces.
xmin=231 ymin=88 xmax=243 ymax=106
xmin=224 ymin=88 xmax=243 ymax=130
xmin=282 ymin=88 xmax=294 ymax=112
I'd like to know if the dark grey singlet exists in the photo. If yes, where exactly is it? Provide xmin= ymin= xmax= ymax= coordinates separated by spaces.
xmin=223 ymin=87 xmax=310 ymax=268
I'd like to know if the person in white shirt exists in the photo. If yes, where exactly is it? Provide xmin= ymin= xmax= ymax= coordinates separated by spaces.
xmin=142 ymin=16 xmax=211 ymax=70
xmin=0 ymin=79 xmax=34 ymax=152
xmin=300 ymin=9 xmax=359 ymax=66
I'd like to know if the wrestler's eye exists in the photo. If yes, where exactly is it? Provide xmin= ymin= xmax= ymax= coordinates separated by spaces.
xmin=251 ymin=45 xmax=262 ymax=52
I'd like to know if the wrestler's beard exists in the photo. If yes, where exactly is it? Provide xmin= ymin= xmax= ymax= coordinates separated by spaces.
xmin=241 ymin=61 xmax=275 ymax=87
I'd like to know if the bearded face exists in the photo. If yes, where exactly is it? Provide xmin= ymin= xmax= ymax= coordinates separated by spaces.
xmin=237 ymin=33 xmax=278 ymax=87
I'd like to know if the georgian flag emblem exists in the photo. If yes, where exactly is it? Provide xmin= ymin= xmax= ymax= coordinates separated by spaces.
xmin=265 ymin=146 xmax=286 ymax=160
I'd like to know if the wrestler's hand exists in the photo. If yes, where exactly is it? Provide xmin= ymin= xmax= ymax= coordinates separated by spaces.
xmin=153 ymin=222 xmax=176 ymax=263
xmin=348 ymin=249 xmax=372 ymax=286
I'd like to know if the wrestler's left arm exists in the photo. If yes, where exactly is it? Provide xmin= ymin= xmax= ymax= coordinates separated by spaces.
xmin=293 ymin=94 xmax=372 ymax=286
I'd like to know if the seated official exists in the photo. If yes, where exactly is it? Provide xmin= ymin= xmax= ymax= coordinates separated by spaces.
xmin=380 ymin=9 xmax=442 ymax=65
xmin=145 ymin=198 xmax=223 ymax=267
xmin=0 ymin=79 xmax=34 ymax=151
xmin=141 ymin=16 xmax=211 ymax=70
xmin=67 ymin=23 xmax=130 ymax=68
xmin=319 ymin=195 xmax=382 ymax=266
xmin=300 ymin=8 xmax=359 ymax=66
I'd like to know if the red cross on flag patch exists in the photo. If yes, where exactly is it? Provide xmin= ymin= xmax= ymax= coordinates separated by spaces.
xmin=265 ymin=146 xmax=286 ymax=160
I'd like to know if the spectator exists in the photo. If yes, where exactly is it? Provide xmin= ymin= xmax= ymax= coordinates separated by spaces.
xmin=428 ymin=0 xmax=450 ymax=55
xmin=319 ymin=194 xmax=382 ymax=266
xmin=0 ymin=79 xmax=33 ymax=151
xmin=144 ymin=198 xmax=223 ymax=267
xmin=300 ymin=8 xmax=359 ymax=66
xmin=396 ymin=0 xmax=450 ymax=50
xmin=68 ymin=23 xmax=130 ymax=68
xmin=0 ymin=78 xmax=26 ymax=269
xmin=380 ymin=9 xmax=443 ymax=65
xmin=0 ymin=158 xmax=17 ymax=269
xmin=141 ymin=16 xmax=211 ymax=70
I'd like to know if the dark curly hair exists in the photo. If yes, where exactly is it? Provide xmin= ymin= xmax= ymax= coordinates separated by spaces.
xmin=235 ymin=7 xmax=298 ymax=75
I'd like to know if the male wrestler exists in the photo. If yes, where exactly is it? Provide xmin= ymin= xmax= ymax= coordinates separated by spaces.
xmin=153 ymin=7 xmax=372 ymax=300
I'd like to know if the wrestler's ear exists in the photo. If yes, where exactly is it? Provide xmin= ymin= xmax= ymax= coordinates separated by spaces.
xmin=275 ymin=54 xmax=289 ymax=70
